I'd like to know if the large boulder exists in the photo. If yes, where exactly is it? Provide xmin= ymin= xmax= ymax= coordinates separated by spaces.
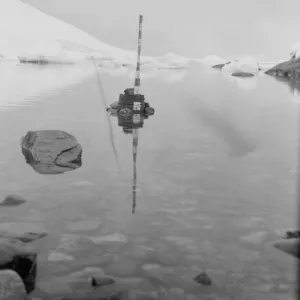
xmin=0 ymin=270 xmax=27 ymax=300
xmin=21 ymin=130 xmax=82 ymax=175
xmin=0 ymin=237 xmax=37 ymax=294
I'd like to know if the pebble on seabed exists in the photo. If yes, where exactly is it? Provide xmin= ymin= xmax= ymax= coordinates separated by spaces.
xmin=0 ymin=222 xmax=47 ymax=243
xmin=90 ymin=275 xmax=115 ymax=287
xmin=0 ymin=195 xmax=27 ymax=206
xmin=240 ymin=231 xmax=269 ymax=245
xmin=88 ymin=232 xmax=128 ymax=244
xmin=193 ymin=272 xmax=212 ymax=286
xmin=48 ymin=252 xmax=74 ymax=262
xmin=65 ymin=220 xmax=101 ymax=232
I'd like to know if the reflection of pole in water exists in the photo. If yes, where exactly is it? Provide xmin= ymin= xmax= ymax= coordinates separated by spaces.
xmin=132 ymin=128 xmax=139 ymax=214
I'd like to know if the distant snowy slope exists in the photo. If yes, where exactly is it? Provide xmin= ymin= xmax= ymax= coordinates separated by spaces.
xmin=0 ymin=0 xmax=133 ymax=62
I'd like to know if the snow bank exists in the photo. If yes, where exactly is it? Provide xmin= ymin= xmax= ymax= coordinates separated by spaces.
xmin=0 ymin=0 xmax=134 ymax=63
xmin=0 ymin=0 xmax=288 ymax=70
xmin=290 ymin=42 xmax=300 ymax=59
xmin=0 ymin=0 xmax=192 ymax=68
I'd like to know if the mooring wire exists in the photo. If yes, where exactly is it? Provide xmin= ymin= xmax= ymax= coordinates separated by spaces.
xmin=91 ymin=57 xmax=122 ymax=173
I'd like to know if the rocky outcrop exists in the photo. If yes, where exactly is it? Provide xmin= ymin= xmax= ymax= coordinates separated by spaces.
xmin=0 ymin=237 xmax=37 ymax=294
xmin=231 ymin=72 xmax=255 ymax=77
xmin=21 ymin=130 xmax=82 ymax=175
xmin=265 ymin=57 xmax=300 ymax=79
xmin=265 ymin=57 xmax=300 ymax=92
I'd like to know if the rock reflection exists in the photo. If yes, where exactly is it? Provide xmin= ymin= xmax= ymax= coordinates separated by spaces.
xmin=21 ymin=130 xmax=82 ymax=175
xmin=270 ymin=75 xmax=300 ymax=94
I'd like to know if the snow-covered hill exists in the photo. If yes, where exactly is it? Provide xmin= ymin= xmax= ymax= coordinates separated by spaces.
xmin=0 ymin=0 xmax=297 ymax=73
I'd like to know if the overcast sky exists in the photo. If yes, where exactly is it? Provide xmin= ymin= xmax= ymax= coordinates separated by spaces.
xmin=24 ymin=0 xmax=300 ymax=61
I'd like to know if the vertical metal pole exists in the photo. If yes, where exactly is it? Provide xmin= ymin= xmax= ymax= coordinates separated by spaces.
xmin=134 ymin=15 xmax=143 ymax=95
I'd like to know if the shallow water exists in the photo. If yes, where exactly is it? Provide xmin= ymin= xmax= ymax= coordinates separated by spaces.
xmin=0 ymin=61 xmax=298 ymax=299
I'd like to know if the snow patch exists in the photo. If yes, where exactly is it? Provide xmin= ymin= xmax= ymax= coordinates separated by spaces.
xmin=290 ymin=42 xmax=300 ymax=59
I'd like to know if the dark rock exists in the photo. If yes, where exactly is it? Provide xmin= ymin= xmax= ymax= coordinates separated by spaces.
xmin=90 ymin=275 xmax=115 ymax=287
xmin=21 ymin=130 xmax=82 ymax=175
xmin=193 ymin=272 xmax=212 ymax=286
xmin=212 ymin=61 xmax=231 ymax=69
xmin=265 ymin=57 xmax=300 ymax=91
xmin=275 ymin=228 xmax=300 ymax=239
xmin=0 ymin=223 xmax=47 ymax=243
xmin=0 ymin=195 xmax=27 ymax=206
xmin=231 ymin=72 xmax=255 ymax=77
xmin=212 ymin=63 xmax=225 ymax=69
xmin=283 ymin=229 xmax=300 ymax=239
xmin=0 ymin=237 xmax=37 ymax=294
xmin=265 ymin=57 xmax=300 ymax=79
xmin=0 ymin=269 xmax=27 ymax=299
xmin=273 ymin=239 xmax=300 ymax=259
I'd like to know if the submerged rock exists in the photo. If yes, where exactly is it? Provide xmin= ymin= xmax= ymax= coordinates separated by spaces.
xmin=21 ymin=130 xmax=82 ymax=175
xmin=48 ymin=252 xmax=74 ymax=262
xmin=0 ymin=195 xmax=27 ymax=206
xmin=90 ymin=275 xmax=115 ymax=287
xmin=65 ymin=220 xmax=100 ymax=232
xmin=231 ymin=72 xmax=255 ymax=77
xmin=0 ymin=269 xmax=27 ymax=300
xmin=273 ymin=239 xmax=300 ymax=259
xmin=0 ymin=237 xmax=37 ymax=294
xmin=193 ymin=272 xmax=212 ymax=286
xmin=0 ymin=223 xmax=47 ymax=243
xmin=88 ymin=233 xmax=128 ymax=244
xmin=240 ymin=231 xmax=269 ymax=245
xmin=275 ymin=228 xmax=300 ymax=239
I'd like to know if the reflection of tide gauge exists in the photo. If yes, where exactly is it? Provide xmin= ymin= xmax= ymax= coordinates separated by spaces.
xmin=132 ymin=128 xmax=138 ymax=214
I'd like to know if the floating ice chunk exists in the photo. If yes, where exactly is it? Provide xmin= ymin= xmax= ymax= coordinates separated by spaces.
xmin=200 ymin=55 xmax=226 ymax=66
xmin=223 ymin=56 xmax=259 ymax=74
xmin=154 ymin=53 xmax=191 ymax=69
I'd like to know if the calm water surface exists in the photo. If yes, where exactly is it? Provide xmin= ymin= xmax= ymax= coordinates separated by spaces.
xmin=0 ymin=61 xmax=298 ymax=299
